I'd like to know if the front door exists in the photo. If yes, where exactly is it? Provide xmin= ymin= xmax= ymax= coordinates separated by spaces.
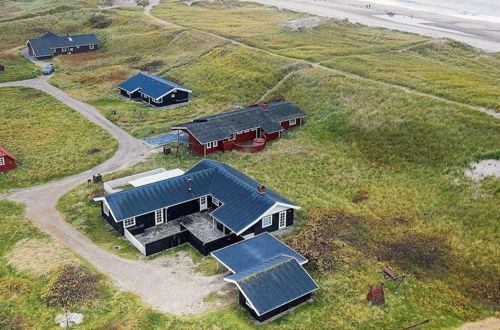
xmin=279 ymin=211 xmax=287 ymax=229
xmin=200 ymin=196 xmax=207 ymax=211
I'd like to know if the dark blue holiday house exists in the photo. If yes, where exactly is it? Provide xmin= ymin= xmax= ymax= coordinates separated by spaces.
xmin=26 ymin=32 xmax=99 ymax=59
xmin=212 ymin=233 xmax=319 ymax=322
xmin=94 ymin=159 xmax=300 ymax=256
xmin=118 ymin=72 xmax=192 ymax=108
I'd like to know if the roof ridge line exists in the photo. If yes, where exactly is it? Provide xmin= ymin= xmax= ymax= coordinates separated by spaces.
xmin=236 ymin=255 xmax=294 ymax=282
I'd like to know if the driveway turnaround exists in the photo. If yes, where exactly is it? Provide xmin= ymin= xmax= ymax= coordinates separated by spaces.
xmin=0 ymin=76 xmax=227 ymax=315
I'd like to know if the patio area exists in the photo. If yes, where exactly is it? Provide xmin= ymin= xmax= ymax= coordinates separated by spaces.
xmin=180 ymin=212 xmax=226 ymax=243
xmin=135 ymin=220 xmax=184 ymax=245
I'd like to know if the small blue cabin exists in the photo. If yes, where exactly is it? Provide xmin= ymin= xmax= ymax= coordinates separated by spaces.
xmin=212 ymin=233 xmax=319 ymax=322
xmin=118 ymin=72 xmax=192 ymax=108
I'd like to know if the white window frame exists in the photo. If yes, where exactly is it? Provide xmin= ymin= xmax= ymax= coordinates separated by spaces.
xmin=155 ymin=209 xmax=164 ymax=225
xmin=0 ymin=157 xmax=4 ymax=166
xmin=212 ymin=197 xmax=220 ymax=207
xmin=228 ymin=133 xmax=236 ymax=141
xmin=69 ymin=47 xmax=74 ymax=51
xmin=171 ymin=93 xmax=176 ymax=98
xmin=89 ymin=44 xmax=94 ymax=49
xmin=262 ymin=215 xmax=272 ymax=228
xmin=123 ymin=217 xmax=136 ymax=228
xmin=103 ymin=203 xmax=110 ymax=216
xmin=207 ymin=141 xmax=218 ymax=149
xmin=279 ymin=211 xmax=287 ymax=229
xmin=289 ymin=118 xmax=297 ymax=125
xmin=61 ymin=47 xmax=67 ymax=52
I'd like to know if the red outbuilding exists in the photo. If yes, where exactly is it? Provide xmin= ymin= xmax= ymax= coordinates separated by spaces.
xmin=172 ymin=101 xmax=306 ymax=156
xmin=0 ymin=146 xmax=17 ymax=172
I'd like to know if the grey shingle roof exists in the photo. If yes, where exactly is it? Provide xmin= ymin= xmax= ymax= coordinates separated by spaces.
xmin=225 ymin=256 xmax=319 ymax=315
xmin=211 ymin=232 xmax=307 ymax=273
xmin=172 ymin=102 xmax=306 ymax=144
xmin=118 ymin=72 xmax=192 ymax=99
xmin=100 ymin=159 xmax=299 ymax=234
xmin=27 ymin=32 xmax=99 ymax=57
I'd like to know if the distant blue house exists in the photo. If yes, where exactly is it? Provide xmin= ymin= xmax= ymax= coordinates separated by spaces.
xmin=94 ymin=159 xmax=300 ymax=256
xmin=118 ymin=72 xmax=192 ymax=107
xmin=212 ymin=233 xmax=319 ymax=322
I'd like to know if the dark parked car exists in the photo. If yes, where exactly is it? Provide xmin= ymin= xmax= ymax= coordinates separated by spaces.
xmin=43 ymin=64 xmax=54 ymax=75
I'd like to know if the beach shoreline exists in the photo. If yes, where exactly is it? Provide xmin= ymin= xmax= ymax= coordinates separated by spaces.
xmin=241 ymin=0 xmax=500 ymax=52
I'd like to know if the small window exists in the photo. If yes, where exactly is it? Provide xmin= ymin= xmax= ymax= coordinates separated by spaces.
xmin=69 ymin=48 xmax=73 ymax=51
xmin=89 ymin=45 xmax=94 ymax=49
xmin=289 ymin=118 xmax=297 ymax=125
xmin=123 ymin=217 xmax=135 ymax=228
xmin=228 ymin=133 xmax=236 ymax=141
xmin=0 ymin=157 xmax=4 ymax=166
xmin=171 ymin=93 xmax=176 ymax=98
xmin=155 ymin=209 xmax=163 ymax=225
xmin=157 ymin=97 xmax=163 ymax=103
xmin=212 ymin=197 xmax=220 ymax=206
xmin=207 ymin=141 xmax=218 ymax=149
xmin=62 ymin=47 xmax=67 ymax=52
xmin=103 ymin=203 xmax=110 ymax=216
xmin=262 ymin=215 xmax=272 ymax=228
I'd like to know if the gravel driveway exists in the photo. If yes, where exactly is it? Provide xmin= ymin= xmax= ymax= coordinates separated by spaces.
xmin=0 ymin=75 xmax=227 ymax=315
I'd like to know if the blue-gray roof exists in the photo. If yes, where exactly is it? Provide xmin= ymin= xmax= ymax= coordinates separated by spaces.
xmin=172 ymin=102 xmax=306 ymax=144
xmin=211 ymin=232 xmax=307 ymax=273
xmin=118 ymin=72 xmax=192 ymax=99
xmin=226 ymin=256 xmax=319 ymax=315
xmin=100 ymin=159 xmax=299 ymax=234
xmin=27 ymin=32 xmax=99 ymax=57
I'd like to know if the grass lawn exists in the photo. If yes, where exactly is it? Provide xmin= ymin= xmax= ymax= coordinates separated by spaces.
xmin=0 ymin=51 xmax=39 ymax=83
xmin=0 ymin=87 xmax=118 ymax=191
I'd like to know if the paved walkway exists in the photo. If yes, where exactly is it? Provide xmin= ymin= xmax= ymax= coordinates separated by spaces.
xmin=0 ymin=75 xmax=226 ymax=314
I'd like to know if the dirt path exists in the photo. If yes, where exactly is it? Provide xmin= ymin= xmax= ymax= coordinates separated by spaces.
xmin=0 ymin=76 xmax=227 ymax=315
xmin=145 ymin=0 xmax=499 ymax=120
xmin=458 ymin=317 xmax=500 ymax=330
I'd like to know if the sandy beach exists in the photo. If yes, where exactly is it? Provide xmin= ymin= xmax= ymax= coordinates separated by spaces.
xmin=242 ymin=0 xmax=500 ymax=52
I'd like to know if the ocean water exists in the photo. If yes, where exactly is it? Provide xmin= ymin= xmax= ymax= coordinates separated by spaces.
xmin=360 ymin=0 xmax=500 ymax=23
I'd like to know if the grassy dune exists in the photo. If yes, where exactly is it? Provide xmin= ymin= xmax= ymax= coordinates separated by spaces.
xmin=152 ymin=1 xmax=500 ymax=111
xmin=0 ymin=87 xmax=117 ymax=191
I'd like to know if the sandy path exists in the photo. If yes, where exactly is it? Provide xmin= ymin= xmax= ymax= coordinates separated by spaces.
xmin=458 ymin=317 xmax=500 ymax=330
xmin=0 ymin=74 xmax=226 ymax=315
xmin=145 ymin=0 xmax=499 ymax=120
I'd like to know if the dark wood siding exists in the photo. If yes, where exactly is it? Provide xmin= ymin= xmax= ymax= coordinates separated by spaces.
xmin=150 ymin=90 xmax=190 ymax=107
xmin=100 ymin=203 xmax=124 ymax=236
xmin=240 ymin=208 xmax=294 ymax=236
xmin=239 ymin=292 xmax=313 ymax=322
xmin=166 ymin=198 xmax=200 ymax=220
xmin=135 ymin=212 xmax=156 ymax=230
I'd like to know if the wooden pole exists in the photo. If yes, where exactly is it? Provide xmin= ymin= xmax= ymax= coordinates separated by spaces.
xmin=399 ymin=319 xmax=430 ymax=330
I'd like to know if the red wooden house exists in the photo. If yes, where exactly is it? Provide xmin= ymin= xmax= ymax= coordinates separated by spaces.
xmin=0 ymin=146 xmax=16 ymax=172
xmin=172 ymin=102 xmax=306 ymax=156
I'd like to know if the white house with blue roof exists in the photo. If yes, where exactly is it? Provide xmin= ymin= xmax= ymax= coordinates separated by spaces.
xmin=118 ymin=72 xmax=192 ymax=108
xmin=94 ymin=159 xmax=300 ymax=256
xmin=212 ymin=233 xmax=319 ymax=322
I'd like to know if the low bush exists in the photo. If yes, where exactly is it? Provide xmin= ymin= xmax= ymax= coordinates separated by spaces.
xmin=41 ymin=264 xmax=100 ymax=309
